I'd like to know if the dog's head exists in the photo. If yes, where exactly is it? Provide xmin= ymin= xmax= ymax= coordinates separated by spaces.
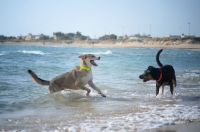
xmin=78 ymin=54 xmax=100 ymax=67
xmin=139 ymin=66 xmax=155 ymax=82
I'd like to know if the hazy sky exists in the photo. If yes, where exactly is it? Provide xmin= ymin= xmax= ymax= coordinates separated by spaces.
xmin=1 ymin=0 xmax=200 ymax=38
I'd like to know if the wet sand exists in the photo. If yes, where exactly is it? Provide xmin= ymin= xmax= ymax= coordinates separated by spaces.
xmin=154 ymin=122 xmax=200 ymax=132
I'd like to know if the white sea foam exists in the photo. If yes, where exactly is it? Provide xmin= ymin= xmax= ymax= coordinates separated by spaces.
xmin=178 ymin=69 xmax=200 ymax=82
xmin=58 ymin=104 xmax=200 ymax=132
xmin=18 ymin=50 xmax=45 ymax=55
xmin=60 ymin=89 xmax=109 ymax=98
xmin=0 ymin=51 xmax=8 ymax=56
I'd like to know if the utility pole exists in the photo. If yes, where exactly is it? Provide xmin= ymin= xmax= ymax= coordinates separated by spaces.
xmin=122 ymin=27 xmax=124 ymax=37
xmin=188 ymin=22 xmax=190 ymax=36
xmin=149 ymin=25 xmax=151 ymax=37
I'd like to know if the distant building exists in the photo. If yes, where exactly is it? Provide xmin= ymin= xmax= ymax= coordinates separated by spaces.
xmin=25 ymin=33 xmax=49 ymax=40
xmin=164 ymin=35 xmax=181 ymax=39
xmin=164 ymin=34 xmax=195 ymax=39
xmin=52 ymin=35 xmax=57 ymax=40
xmin=128 ymin=34 xmax=151 ymax=39
xmin=181 ymin=34 xmax=195 ymax=38
xmin=25 ymin=33 xmax=34 ymax=40
xmin=118 ymin=36 xmax=123 ymax=40
xmin=128 ymin=36 xmax=139 ymax=40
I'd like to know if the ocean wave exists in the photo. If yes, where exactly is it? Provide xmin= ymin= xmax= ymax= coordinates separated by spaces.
xmin=18 ymin=50 xmax=45 ymax=55
xmin=178 ymin=69 xmax=200 ymax=81
xmin=0 ymin=51 xmax=8 ymax=56
xmin=82 ymin=50 xmax=113 ymax=55
xmin=2 ymin=103 xmax=200 ymax=131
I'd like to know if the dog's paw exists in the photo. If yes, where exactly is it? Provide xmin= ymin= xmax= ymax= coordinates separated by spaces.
xmin=101 ymin=94 xmax=106 ymax=97
xmin=102 ymin=95 xmax=106 ymax=97
xmin=86 ymin=90 xmax=91 ymax=96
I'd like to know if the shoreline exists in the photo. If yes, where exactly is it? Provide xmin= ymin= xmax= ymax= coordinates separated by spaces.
xmin=154 ymin=122 xmax=200 ymax=132
xmin=1 ymin=41 xmax=200 ymax=49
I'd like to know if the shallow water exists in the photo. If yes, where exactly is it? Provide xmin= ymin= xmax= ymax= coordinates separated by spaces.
xmin=0 ymin=44 xmax=200 ymax=131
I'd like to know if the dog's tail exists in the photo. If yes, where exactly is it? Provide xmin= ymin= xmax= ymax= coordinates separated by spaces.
xmin=156 ymin=49 xmax=163 ymax=67
xmin=28 ymin=70 xmax=50 ymax=86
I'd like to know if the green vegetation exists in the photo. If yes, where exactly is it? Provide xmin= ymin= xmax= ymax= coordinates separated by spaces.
xmin=53 ymin=31 xmax=89 ymax=40
xmin=99 ymin=34 xmax=117 ymax=40
xmin=39 ymin=35 xmax=50 ymax=40
xmin=0 ymin=35 xmax=17 ymax=42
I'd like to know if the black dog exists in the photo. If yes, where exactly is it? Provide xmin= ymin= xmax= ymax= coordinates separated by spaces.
xmin=139 ymin=49 xmax=176 ymax=96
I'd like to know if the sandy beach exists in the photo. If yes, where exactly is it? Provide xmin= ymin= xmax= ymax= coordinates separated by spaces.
xmin=2 ymin=39 xmax=200 ymax=49
xmin=2 ymin=42 xmax=200 ymax=49
xmin=75 ymin=42 xmax=200 ymax=49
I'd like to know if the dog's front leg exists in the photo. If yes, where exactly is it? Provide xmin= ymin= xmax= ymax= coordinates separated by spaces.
xmin=78 ymin=85 xmax=91 ymax=96
xmin=88 ymin=81 xmax=106 ymax=97
xmin=156 ymin=84 xmax=161 ymax=96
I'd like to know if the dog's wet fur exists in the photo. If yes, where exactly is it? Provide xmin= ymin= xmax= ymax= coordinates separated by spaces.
xmin=139 ymin=49 xmax=176 ymax=96
xmin=28 ymin=54 xmax=106 ymax=97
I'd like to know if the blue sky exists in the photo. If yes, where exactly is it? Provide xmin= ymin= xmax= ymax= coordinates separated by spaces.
xmin=0 ymin=0 xmax=200 ymax=38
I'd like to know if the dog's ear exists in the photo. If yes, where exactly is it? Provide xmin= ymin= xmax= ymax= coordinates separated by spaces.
xmin=148 ymin=66 xmax=155 ymax=69
xmin=78 ymin=55 xmax=86 ymax=59
xmin=78 ymin=55 xmax=83 ymax=58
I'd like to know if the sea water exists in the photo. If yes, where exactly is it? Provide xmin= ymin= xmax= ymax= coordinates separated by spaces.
xmin=0 ymin=44 xmax=200 ymax=131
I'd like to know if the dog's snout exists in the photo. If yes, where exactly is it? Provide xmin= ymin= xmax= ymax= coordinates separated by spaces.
xmin=139 ymin=75 xmax=143 ymax=79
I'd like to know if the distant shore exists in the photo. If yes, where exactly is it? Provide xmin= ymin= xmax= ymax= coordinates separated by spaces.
xmin=1 ymin=38 xmax=200 ymax=49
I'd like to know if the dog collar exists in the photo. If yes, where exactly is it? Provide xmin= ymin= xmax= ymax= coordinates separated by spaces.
xmin=157 ymin=69 xmax=162 ymax=81
xmin=80 ymin=65 xmax=91 ymax=71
